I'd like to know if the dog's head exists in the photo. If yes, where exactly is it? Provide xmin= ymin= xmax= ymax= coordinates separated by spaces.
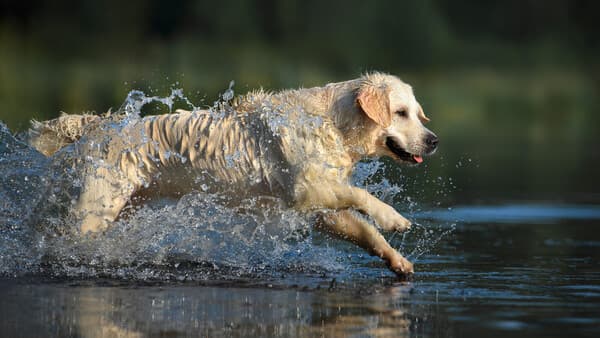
xmin=356 ymin=73 xmax=438 ymax=164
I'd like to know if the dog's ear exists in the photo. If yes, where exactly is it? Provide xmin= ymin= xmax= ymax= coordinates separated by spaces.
xmin=417 ymin=103 xmax=430 ymax=123
xmin=357 ymin=84 xmax=391 ymax=127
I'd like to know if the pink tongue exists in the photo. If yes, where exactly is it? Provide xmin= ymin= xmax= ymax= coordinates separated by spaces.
xmin=413 ymin=155 xmax=423 ymax=163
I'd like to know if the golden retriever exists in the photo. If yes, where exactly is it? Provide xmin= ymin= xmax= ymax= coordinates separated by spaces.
xmin=28 ymin=72 xmax=438 ymax=276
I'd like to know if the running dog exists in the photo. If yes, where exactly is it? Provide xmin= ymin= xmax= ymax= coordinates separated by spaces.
xmin=28 ymin=72 xmax=438 ymax=276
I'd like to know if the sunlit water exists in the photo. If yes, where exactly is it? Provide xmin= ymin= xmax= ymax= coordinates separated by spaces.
xmin=1 ymin=90 xmax=599 ymax=337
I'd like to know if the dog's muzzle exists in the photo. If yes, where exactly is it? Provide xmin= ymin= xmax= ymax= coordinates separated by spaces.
xmin=385 ymin=133 xmax=438 ymax=164
xmin=385 ymin=137 xmax=423 ymax=164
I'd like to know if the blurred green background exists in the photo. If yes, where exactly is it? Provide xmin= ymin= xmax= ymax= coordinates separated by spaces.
xmin=1 ymin=0 xmax=599 ymax=205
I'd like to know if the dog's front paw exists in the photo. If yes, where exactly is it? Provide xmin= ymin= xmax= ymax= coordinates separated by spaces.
xmin=376 ymin=205 xmax=412 ymax=232
xmin=388 ymin=255 xmax=414 ymax=277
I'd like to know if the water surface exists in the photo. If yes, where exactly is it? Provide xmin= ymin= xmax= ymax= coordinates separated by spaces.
xmin=2 ymin=205 xmax=599 ymax=338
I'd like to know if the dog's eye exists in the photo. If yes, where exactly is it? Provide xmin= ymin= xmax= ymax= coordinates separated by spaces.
xmin=396 ymin=110 xmax=407 ymax=118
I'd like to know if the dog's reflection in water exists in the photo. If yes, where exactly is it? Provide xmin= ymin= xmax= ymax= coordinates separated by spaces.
xmin=71 ymin=284 xmax=413 ymax=337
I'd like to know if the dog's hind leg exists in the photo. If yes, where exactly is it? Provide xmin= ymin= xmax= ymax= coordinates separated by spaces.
xmin=316 ymin=209 xmax=413 ymax=276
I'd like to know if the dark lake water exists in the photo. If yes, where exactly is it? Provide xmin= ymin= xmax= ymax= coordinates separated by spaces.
xmin=1 ymin=204 xmax=599 ymax=338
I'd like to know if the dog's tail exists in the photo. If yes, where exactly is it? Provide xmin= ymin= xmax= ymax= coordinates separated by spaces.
xmin=27 ymin=113 xmax=101 ymax=156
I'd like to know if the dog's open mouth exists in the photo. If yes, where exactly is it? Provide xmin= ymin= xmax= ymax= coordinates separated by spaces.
xmin=385 ymin=137 xmax=423 ymax=164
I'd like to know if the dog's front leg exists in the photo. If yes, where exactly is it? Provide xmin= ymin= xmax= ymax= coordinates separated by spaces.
xmin=76 ymin=166 xmax=135 ymax=234
xmin=301 ymin=183 xmax=411 ymax=232
xmin=316 ymin=209 xmax=413 ymax=276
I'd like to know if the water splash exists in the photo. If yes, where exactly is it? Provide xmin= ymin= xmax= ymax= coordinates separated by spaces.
xmin=0 ymin=123 xmax=49 ymax=275
xmin=39 ymin=193 xmax=344 ymax=280
xmin=120 ymin=88 xmax=197 ymax=115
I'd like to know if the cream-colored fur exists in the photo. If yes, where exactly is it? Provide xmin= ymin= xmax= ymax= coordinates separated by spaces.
xmin=28 ymin=72 xmax=438 ymax=276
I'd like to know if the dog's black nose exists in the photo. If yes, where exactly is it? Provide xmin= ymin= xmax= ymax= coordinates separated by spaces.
xmin=426 ymin=134 xmax=439 ymax=150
